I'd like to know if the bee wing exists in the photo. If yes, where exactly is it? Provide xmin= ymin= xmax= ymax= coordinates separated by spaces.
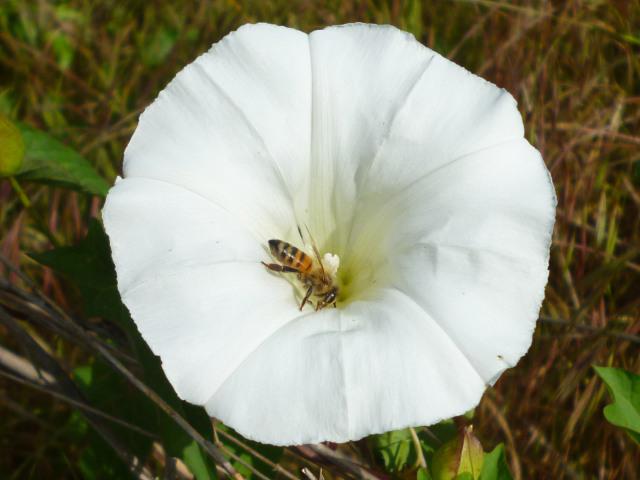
xmin=303 ymin=224 xmax=326 ymax=278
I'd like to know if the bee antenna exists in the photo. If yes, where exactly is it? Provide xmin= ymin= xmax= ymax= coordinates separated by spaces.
xmin=297 ymin=224 xmax=304 ymax=242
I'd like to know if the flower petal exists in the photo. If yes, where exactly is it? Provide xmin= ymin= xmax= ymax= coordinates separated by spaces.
xmin=104 ymin=22 xmax=556 ymax=446
xmin=123 ymin=24 xmax=312 ymax=240
xmin=307 ymin=24 xmax=435 ymax=247
xmin=206 ymin=288 xmax=485 ymax=445
xmin=307 ymin=24 xmax=528 ymax=256
xmin=103 ymin=177 xmax=302 ymax=404
xmin=369 ymin=139 xmax=555 ymax=383
xmin=363 ymin=50 xmax=526 ymax=191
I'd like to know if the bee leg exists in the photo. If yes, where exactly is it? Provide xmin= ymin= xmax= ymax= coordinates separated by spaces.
xmin=261 ymin=262 xmax=299 ymax=273
xmin=300 ymin=286 xmax=313 ymax=311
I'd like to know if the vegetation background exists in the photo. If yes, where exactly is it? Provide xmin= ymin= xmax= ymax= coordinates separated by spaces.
xmin=1 ymin=0 xmax=639 ymax=478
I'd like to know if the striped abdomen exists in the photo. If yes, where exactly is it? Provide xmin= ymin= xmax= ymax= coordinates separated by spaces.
xmin=268 ymin=239 xmax=313 ymax=272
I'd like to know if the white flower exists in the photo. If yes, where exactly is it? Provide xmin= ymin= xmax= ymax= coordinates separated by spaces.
xmin=103 ymin=23 xmax=556 ymax=445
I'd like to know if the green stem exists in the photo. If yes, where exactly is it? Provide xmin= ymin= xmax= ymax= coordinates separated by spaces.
xmin=8 ymin=176 xmax=31 ymax=208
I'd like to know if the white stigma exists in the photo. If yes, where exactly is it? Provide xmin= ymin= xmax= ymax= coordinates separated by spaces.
xmin=321 ymin=252 xmax=340 ymax=278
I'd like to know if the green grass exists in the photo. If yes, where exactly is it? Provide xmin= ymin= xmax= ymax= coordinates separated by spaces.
xmin=1 ymin=0 xmax=640 ymax=478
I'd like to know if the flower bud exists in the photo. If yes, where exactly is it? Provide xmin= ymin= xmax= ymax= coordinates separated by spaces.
xmin=0 ymin=114 xmax=25 ymax=177
xmin=431 ymin=426 xmax=484 ymax=480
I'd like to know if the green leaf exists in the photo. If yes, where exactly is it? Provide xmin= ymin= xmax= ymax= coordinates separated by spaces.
xmin=417 ymin=467 xmax=432 ymax=480
xmin=456 ymin=474 xmax=474 ymax=480
xmin=16 ymin=124 xmax=109 ymax=196
xmin=420 ymin=419 xmax=458 ymax=453
xmin=594 ymin=366 xmax=640 ymax=443
xmin=479 ymin=444 xmax=513 ymax=480
xmin=373 ymin=421 xmax=457 ymax=474
xmin=74 ymin=362 xmax=157 ymax=459
xmin=431 ymin=426 xmax=484 ymax=480
xmin=372 ymin=428 xmax=416 ymax=472
xmin=30 ymin=219 xmax=131 ymax=330
xmin=0 ymin=114 xmax=24 ymax=177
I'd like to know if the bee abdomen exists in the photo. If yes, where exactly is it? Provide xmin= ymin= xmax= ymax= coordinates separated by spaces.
xmin=268 ymin=239 xmax=313 ymax=272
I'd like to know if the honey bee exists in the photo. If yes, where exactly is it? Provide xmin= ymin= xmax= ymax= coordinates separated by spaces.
xmin=262 ymin=233 xmax=338 ymax=311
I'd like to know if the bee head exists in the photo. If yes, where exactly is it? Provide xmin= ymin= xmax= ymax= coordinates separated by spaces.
xmin=317 ymin=287 xmax=338 ymax=310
